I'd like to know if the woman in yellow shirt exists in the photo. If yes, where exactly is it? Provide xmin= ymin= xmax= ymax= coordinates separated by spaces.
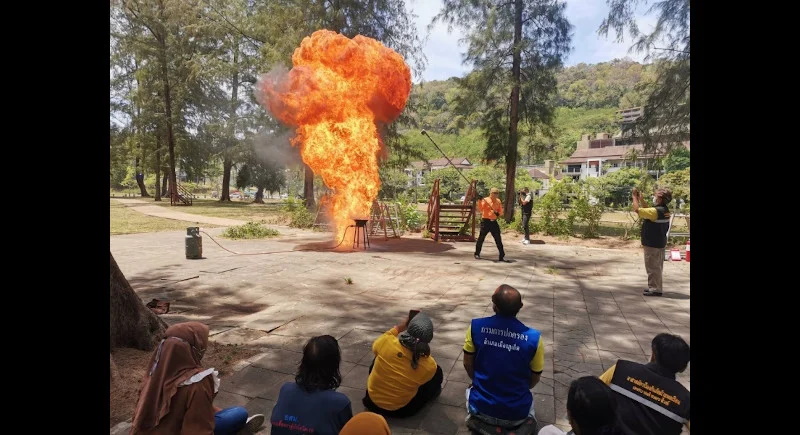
xmin=362 ymin=312 xmax=443 ymax=417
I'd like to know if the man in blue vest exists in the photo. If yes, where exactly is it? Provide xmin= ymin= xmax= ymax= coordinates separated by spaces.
xmin=632 ymin=187 xmax=672 ymax=296
xmin=462 ymin=284 xmax=545 ymax=427
xmin=598 ymin=333 xmax=690 ymax=434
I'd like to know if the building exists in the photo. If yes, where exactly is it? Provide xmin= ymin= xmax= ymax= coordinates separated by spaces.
xmin=405 ymin=157 xmax=474 ymax=186
xmin=523 ymin=160 xmax=563 ymax=196
xmin=560 ymin=132 xmax=690 ymax=181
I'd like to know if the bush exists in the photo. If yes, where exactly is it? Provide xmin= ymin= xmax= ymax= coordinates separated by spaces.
xmin=535 ymin=178 xmax=575 ymax=236
xmin=221 ymin=221 xmax=280 ymax=239
xmin=396 ymin=197 xmax=422 ymax=231
xmin=289 ymin=206 xmax=315 ymax=229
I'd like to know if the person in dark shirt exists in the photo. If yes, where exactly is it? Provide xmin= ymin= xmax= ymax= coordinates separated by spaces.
xmin=270 ymin=335 xmax=353 ymax=434
xmin=599 ymin=333 xmax=690 ymax=435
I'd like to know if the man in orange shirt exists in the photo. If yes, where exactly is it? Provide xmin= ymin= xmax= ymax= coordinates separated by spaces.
xmin=474 ymin=187 xmax=508 ymax=262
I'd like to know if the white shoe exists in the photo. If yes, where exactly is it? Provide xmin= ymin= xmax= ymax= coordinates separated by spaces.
xmin=522 ymin=239 xmax=530 ymax=245
xmin=244 ymin=414 xmax=265 ymax=433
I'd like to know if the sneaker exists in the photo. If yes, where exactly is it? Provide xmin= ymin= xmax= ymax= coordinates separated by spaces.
xmin=499 ymin=257 xmax=510 ymax=263
xmin=474 ymin=254 xmax=481 ymax=260
xmin=643 ymin=289 xmax=663 ymax=297
xmin=244 ymin=414 xmax=265 ymax=433
xmin=522 ymin=239 xmax=530 ymax=245
xmin=520 ymin=238 xmax=527 ymax=243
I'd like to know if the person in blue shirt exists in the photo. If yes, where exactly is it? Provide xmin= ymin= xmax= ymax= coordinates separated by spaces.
xmin=270 ymin=335 xmax=353 ymax=434
xmin=463 ymin=284 xmax=545 ymax=428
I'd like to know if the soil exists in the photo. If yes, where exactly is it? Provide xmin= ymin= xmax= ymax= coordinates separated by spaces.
xmin=110 ymin=341 xmax=260 ymax=428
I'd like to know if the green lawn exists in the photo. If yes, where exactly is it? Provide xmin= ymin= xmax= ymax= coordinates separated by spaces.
xmin=147 ymin=198 xmax=287 ymax=223
xmin=110 ymin=202 xmax=221 ymax=235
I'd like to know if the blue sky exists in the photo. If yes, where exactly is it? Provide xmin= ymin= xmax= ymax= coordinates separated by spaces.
xmin=408 ymin=0 xmax=657 ymax=83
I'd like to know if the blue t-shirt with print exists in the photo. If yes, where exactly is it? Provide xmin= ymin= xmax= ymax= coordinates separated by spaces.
xmin=269 ymin=382 xmax=352 ymax=434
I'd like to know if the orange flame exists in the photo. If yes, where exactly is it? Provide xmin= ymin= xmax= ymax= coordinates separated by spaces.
xmin=256 ymin=30 xmax=411 ymax=243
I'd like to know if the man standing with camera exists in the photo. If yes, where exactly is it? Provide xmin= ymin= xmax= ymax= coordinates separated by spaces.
xmin=518 ymin=187 xmax=533 ymax=245
xmin=475 ymin=187 xmax=508 ymax=262
xmin=632 ymin=186 xmax=672 ymax=296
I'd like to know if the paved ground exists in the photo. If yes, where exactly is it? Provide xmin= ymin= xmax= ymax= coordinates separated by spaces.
xmin=110 ymin=199 xmax=690 ymax=434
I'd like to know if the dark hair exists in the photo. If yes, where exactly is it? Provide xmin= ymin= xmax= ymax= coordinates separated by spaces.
xmin=567 ymin=376 xmax=622 ymax=435
xmin=295 ymin=335 xmax=342 ymax=392
xmin=491 ymin=284 xmax=523 ymax=317
xmin=657 ymin=188 xmax=673 ymax=205
xmin=651 ymin=333 xmax=690 ymax=374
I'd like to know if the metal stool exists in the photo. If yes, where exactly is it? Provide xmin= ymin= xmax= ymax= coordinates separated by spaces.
xmin=353 ymin=219 xmax=370 ymax=249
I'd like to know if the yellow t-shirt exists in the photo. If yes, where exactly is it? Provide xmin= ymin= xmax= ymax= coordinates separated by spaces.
xmin=367 ymin=327 xmax=438 ymax=410
xmin=463 ymin=324 xmax=545 ymax=373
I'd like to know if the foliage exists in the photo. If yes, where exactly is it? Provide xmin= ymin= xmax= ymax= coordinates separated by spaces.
xmin=534 ymin=178 xmax=576 ymax=236
xmin=395 ymin=195 xmax=423 ymax=231
xmin=600 ymin=167 xmax=649 ymax=207
xmin=572 ymin=178 xmax=607 ymax=238
xmin=434 ymin=0 xmax=572 ymax=220
xmin=423 ymin=167 xmax=468 ymax=201
xmin=379 ymin=167 xmax=412 ymax=200
xmin=662 ymin=147 xmax=690 ymax=173
xmin=288 ymin=206 xmax=315 ymax=229
xmin=556 ymin=59 xmax=654 ymax=108
xmin=656 ymin=168 xmax=690 ymax=208
xmin=599 ymin=0 xmax=690 ymax=157
xmin=221 ymin=221 xmax=280 ymax=239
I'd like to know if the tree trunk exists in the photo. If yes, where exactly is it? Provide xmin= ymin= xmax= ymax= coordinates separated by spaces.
xmin=162 ymin=170 xmax=169 ymax=197
xmin=254 ymin=186 xmax=264 ymax=204
xmin=304 ymin=164 xmax=315 ymax=209
xmin=156 ymin=2 xmax=178 ymax=205
xmin=221 ymin=41 xmax=240 ymax=203
xmin=110 ymin=252 xmax=167 ymax=351
xmin=504 ymin=0 xmax=523 ymax=222
xmin=135 ymin=157 xmax=150 ymax=197
xmin=154 ymin=137 xmax=162 ymax=201
xmin=221 ymin=158 xmax=232 ymax=201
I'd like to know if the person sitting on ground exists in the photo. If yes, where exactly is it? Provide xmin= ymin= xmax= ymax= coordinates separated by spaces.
xmin=363 ymin=311 xmax=443 ymax=417
xmin=538 ymin=376 xmax=623 ymax=435
xmin=463 ymin=284 xmax=545 ymax=429
xmin=598 ymin=333 xmax=690 ymax=435
xmin=270 ymin=335 xmax=353 ymax=434
xmin=339 ymin=412 xmax=391 ymax=435
xmin=130 ymin=321 xmax=265 ymax=435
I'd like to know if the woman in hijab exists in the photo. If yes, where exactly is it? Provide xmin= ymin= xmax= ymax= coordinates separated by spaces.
xmin=130 ymin=322 xmax=265 ymax=435
xmin=339 ymin=412 xmax=391 ymax=435
xmin=363 ymin=311 xmax=443 ymax=418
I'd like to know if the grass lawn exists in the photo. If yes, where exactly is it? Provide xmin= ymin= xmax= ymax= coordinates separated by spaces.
xmin=148 ymin=198 xmax=287 ymax=223
xmin=111 ymin=202 xmax=221 ymax=235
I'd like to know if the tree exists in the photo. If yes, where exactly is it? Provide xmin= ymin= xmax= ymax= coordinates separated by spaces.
xmin=236 ymin=158 xmax=287 ymax=203
xmin=423 ymin=167 xmax=467 ymax=201
xmin=662 ymin=146 xmax=690 ymax=172
xmin=599 ymin=0 xmax=689 ymax=158
xmin=434 ymin=0 xmax=572 ymax=221
xmin=378 ymin=167 xmax=412 ymax=200
xmin=110 ymin=252 xmax=166 ymax=350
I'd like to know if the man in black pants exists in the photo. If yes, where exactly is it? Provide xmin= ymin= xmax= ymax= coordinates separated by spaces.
xmin=518 ymin=187 xmax=533 ymax=245
xmin=475 ymin=187 xmax=508 ymax=262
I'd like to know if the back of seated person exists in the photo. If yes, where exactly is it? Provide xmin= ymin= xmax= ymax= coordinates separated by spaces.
xmin=270 ymin=335 xmax=353 ymax=434
xmin=538 ymin=376 xmax=623 ymax=435
xmin=598 ymin=333 xmax=690 ymax=435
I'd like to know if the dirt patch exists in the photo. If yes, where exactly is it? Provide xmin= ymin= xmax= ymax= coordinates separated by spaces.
xmin=110 ymin=341 xmax=260 ymax=428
